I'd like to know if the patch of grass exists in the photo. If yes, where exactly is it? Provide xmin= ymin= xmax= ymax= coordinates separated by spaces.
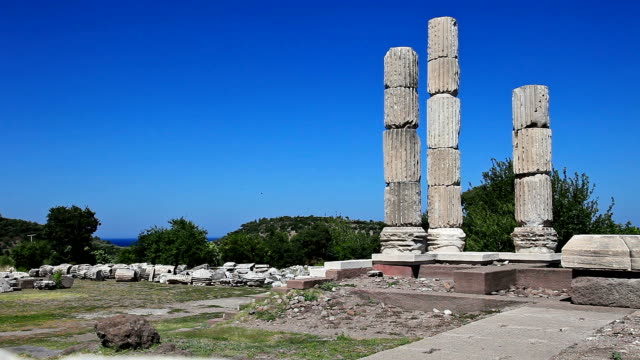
xmin=303 ymin=292 xmax=318 ymax=302
xmin=612 ymin=351 xmax=624 ymax=360
xmin=165 ymin=325 xmax=415 ymax=359
xmin=386 ymin=281 xmax=399 ymax=287
xmin=153 ymin=313 xmax=222 ymax=332
xmin=317 ymin=281 xmax=339 ymax=291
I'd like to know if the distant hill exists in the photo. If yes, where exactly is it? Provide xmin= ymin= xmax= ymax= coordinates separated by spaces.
xmin=227 ymin=215 xmax=386 ymax=238
xmin=0 ymin=216 xmax=45 ymax=252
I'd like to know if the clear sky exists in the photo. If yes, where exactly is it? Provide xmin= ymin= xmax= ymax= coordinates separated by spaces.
xmin=1 ymin=1 xmax=638 ymax=238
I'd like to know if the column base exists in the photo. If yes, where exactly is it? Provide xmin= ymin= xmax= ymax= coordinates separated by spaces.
xmin=380 ymin=227 xmax=427 ymax=254
xmin=427 ymin=228 xmax=466 ymax=252
xmin=511 ymin=226 xmax=558 ymax=253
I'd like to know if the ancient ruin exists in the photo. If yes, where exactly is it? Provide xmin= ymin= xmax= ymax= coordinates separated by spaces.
xmin=511 ymin=85 xmax=558 ymax=253
xmin=426 ymin=16 xmax=465 ymax=252
xmin=381 ymin=47 xmax=427 ymax=254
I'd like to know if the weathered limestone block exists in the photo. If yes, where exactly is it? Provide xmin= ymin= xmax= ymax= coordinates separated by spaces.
xmin=115 ymin=268 xmax=138 ymax=282
xmin=514 ymin=174 xmax=553 ymax=226
xmin=34 ymin=280 xmax=56 ymax=290
xmin=427 ymin=148 xmax=460 ymax=186
xmin=0 ymin=279 xmax=12 ymax=293
xmin=383 ymin=129 xmax=421 ymax=183
xmin=166 ymin=274 xmax=192 ymax=285
xmin=427 ymin=94 xmax=460 ymax=149
xmin=192 ymin=269 xmax=213 ymax=286
xmin=384 ymin=47 xmax=418 ymax=89
xmin=86 ymin=269 xmax=105 ymax=281
xmin=513 ymin=85 xmax=550 ymax=130
xmin=60 ymin=275 xmax=74 ymax=288
xmin=380 ymin=227 xmax=427 ymax=254
xmin=426 ymin=228 xmax=466 ymax=252
xmin=384 ymin=87 xmax=419 ymax=129
xmin=428 ymin=16 xmax=458 ymax=61
xmin=427 ymin=57 xmax=459 ymax=95
xmin=561 ymin=235 xmax=640 ymax=270
xmin=571 ymin=277 xmax=640 ymax=308
xmin=53 ymin=264 xmax=72 ymax=275
xmin=513 ymin=128 xmax=552 ymax=175
xmin=384 ymin=182 xmax=422 ymax=226
xmin=428 ymin=186 xmax=463 ymax=228
xmin=511 ymin=226 xmax=557 ymax=253
xmin=39 ymin=265 xmax=54 ymax=277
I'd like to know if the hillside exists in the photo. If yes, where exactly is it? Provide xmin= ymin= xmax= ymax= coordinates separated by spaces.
xmin=228 ymin=215 xmax=386 ymax=238
xmin=0 ymin=216 xmax=44 ymax=252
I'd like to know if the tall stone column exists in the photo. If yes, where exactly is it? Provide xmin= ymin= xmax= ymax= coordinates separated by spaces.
xmin=511 ymin=85 xmax=558 ymax=253
xmin=381 ymin=47 xmax=427 ymax=254
xmin=426 ymin=16 xmax=465 ymax=252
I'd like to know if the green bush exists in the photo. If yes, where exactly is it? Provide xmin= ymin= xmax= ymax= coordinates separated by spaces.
xmin=11 ymin=240 xmax=51 ymax=271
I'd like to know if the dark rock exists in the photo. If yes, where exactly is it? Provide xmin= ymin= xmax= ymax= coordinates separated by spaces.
xmin=60 ymin=275 xmax=74 ymax=289
xmin=571 ymin=276 xmax=640 ymax=308
xmin=95 ymin=314 xmax=160 ymax=350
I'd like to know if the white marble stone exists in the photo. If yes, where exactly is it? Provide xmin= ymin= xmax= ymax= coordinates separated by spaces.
xmin=379 ymin=226 xmax=427 ymax=254
xmin=562 ymin=234 xmax=640 ymax=270
xmin=514 ymin=174 xmax=553 ymax=227
xmin=383 ymin=129 xmax=421 ymax=183
xmin=372 ymin=253 xmax=436 ymax=263
xmin=324 ymin=259 xmax=373 ymax=270
xmin=513 ymin=85 xmax=550 ymax=131
xmin=384 ymin=47 xmax=418 ymax=89
xmin=308 ymin=266 xmax=327 ymax=278
xmin=513 ymin=128 xmax=552 ymax=175
xmin=427 ymin=16 xmax=458 ymax=61
xmin=384 ymin=87 xmax=419 ymax=129
xmin=427 ymin=148 xmax=460 ymax=186
xmin=384 ymin=182 xmax=422 ymax=226
xmin=428 ymin=185 xmax=463 ymax=228
xmin=427 ymin=94 xmax=460 ymax=149
xmin=433 ymin=252 xmax=499 ymax=262
xmin=498 ymin=252 xmax=561 ymax=262
xmin=511 ymin=226 xmax=558 ymax=253
xmin=427 ymin=57 xmax=459 ymax=95
xmin=426 ymin=227 xmax=466 ymax=252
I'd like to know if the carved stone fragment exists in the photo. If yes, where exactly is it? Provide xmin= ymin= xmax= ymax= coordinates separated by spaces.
xmin=427 ymin=94 xmax=460 ymax=149
xmin=427 ymin=148 xmax=460 ymax=186
xmin=384 ymin=47 xmax=418 ymax=89
xmin=384 ymin=182 xmax=421 ymax=226
xmin=383 ymin=129 xmax=421 ymax=183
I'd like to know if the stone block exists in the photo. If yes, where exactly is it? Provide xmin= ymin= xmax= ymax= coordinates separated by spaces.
xmin=379 ymin=227 xmax=427 ymax=254
xmin=418 ymin=264 xmax=473 ymax=280
xmin=115 ymin=269 xmax=137 ymax=282
xmin=453 ymin=267 xmax=517 ymax=295
xmin=562 ymin=234 xmax=640 ymax=270
xmin=513 ymin=85 xmax=550 ymax=130
xmin=434 ymin=251 xmax=499 ymax=264
xmin=427 ymin=148 xmax=460 ymax=186
xmin=372 ymin=253 xmax=436 ymax=263
xmin=516 ymin=267 xmax=572 ymax=291
xmin=384 ymin=47 xmax=418 ymax=89
xmin=427 ymin=185 xmax=463 ymax=228
xmin=513 ymin=128 xmax=552 ymax=175
xmin=427 ymin=94 xmax=460 ymax=149
xmin=17 ymin=277 xmax=36 ymax=289
xmin=497 ymin=252 xmax=561 ymax=263
xmin=326 ymin=267 xmax=372 ymax=281
xmin=384 ymin=182 xmax=422 ymax=226
xmin=286 ymin=277 xmax=331 ymax=290
xmin=384 ymin=87 xmax=419 ymax=129
xmin=428 ymin=16 xmax=458 ymax=61
xmin=308 ymin=266 xmax=326 ymax=278
xmin=427 ymin=227 xmax=466 ymax=252
xmin=515 ymin=174 xmax=553 ymax=226
xmin=383 ymin=129 xmax=421 ymax=183
xmin=427 ymin=57 xmax=459 ymax=95
xmin=373 ymin=264 xmax=420 ymax=278
xmin=511 ymin=226 xmax=558 ymax=253
xmin=571 ymin=277 xmax=640 ymax=308
xmin=324 ymin=259 xmax=373 ymax=270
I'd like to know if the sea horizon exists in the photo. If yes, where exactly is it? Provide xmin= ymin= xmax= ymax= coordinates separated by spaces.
xmin=102 ymin=237 xmax=220 ymax=247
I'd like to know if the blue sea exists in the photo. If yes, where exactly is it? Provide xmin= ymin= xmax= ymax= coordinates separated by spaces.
xmin=103 ymin=237 xmax=220 ymax=247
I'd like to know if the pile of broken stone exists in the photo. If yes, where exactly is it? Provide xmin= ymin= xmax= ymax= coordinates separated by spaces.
xmin=0 ymin=262 xmax=311 ymax=293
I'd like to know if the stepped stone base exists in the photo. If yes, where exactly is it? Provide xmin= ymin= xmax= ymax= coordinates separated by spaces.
xmin=511 ymin=226 xmax=557 ymax=253
xmin=380 ymin=227 xmax=427 ymax=254
xmin=427 ymin=228 xmax=465 ymax=252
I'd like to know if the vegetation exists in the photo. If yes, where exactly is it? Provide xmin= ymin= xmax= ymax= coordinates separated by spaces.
xmin=124 ymin=217 xmax=220 ymax=267
xmin=44 ymin=205 xmax=101 ymax=264
xmin=461 ymin=159 xmax=640 ymax=251
xmin=216 ymin=216 xmax=383 ymax=267
xmin=0 ymin=215 xmax=44 ymax=253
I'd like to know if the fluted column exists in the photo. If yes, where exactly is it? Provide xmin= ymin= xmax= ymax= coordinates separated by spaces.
xmin=511 ymin=85 xmax=558 ymax=253
xmin=381 ymin=47 xmax=427 ymax=254
xmin=426 ymin=17 xmax=465 ymax=252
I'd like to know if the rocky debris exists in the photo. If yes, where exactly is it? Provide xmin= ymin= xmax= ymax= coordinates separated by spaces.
xmin=34 ymin=280 xmax=57 ymax=290
xmin=367 ymin=270 xmax=383 ymax=277
xmin=492 ymin=285 xmax=569 ymax=298
xmin=53 ymin=264 xmax=73 ymax=275
xmin=0 ymin=279 xmax=12 ymax=293
xmin=190 ymin=264 xmax=210 ymax=271
xmin=115 ymin=268 xmax=138 ymax=282
xmin=95 ymin=314 xmax=160 ymax=350
xmin=38 ymin=265 xmax=54 ymax=277
xmin=191 ymin=269 xmax=213 ymax=286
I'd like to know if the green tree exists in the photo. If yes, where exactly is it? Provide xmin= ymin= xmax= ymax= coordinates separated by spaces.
xmin=43 ymin=206 xmax=100 ymax=264
xmin=217 ymin=232 xmax=268 ymax=264
xmin=291 ymin=222 xmax=333 ymax=265
xmin=131 ymin=218 xmax=216 ymax=267
xmin=461 ymin=159 xmax=639 ymax=252
xmin=461 ymin=159 xmax=517 ymax=252
xmin=327 ymin=219 xmax=380 ymax=260
xmin=11 ymin=241 xmax=52 ymax=270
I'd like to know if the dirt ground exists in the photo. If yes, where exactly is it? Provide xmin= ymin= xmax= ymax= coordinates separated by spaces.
xmin=551 ymin=312 xmax=640 ymax=360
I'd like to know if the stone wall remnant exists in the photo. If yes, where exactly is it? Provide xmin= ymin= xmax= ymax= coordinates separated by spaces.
xmin=511 ymin=85 xmax=558 ymax=253
xmin=426 ymin=16 xmax=465 ymax=252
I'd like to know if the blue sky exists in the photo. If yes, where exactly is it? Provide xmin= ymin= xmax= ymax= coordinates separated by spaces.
xmin=1 ymin=1 xmax=638 ymax=238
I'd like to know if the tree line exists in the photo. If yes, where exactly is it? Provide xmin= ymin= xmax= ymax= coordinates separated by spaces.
xmin=2 ymin=159 xmax=638 ymax=271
